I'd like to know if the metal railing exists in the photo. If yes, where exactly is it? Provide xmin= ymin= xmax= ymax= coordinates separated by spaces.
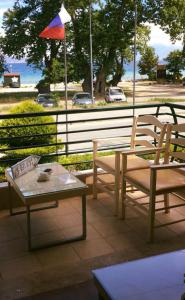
xmin=0 ymin=102 xmax=185 ymax=181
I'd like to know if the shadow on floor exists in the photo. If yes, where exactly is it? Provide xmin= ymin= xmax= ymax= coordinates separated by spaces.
xmin=19 ymin=280 xmax=98 ymax=300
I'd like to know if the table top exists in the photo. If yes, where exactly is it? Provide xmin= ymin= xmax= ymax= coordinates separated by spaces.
xmin=92 ymin=250 xmax=185 ymax=300
xmin=5 ymin=162 xmax=87 ymax=199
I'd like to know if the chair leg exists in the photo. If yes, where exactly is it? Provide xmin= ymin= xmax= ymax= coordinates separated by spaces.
xmin=148 ymin=191 xmax=156 ymax=243
xmin=120 ymin=177 xmax=127 ymax=219
xmin=148 ymin=167 xmax=157 ymax=243
xmin=164 ymin=193 xmax=169 ymax=214
xmin=114 ymin=151 xmax=121 ymax=217
xmin=93 ymin=163 xmax=98 ymax=200
xmin=114 ymin=171 xmax=120 ymax=216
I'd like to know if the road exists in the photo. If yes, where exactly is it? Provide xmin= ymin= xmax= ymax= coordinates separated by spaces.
xmin=1 ymin=81 xmax=185 ymax=154
xmin=59 ymin=104 xmax=180 ymax=153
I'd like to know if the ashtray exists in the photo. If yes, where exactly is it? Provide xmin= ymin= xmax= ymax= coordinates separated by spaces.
xmin=43 ymin=168 xmax=52 ymax=174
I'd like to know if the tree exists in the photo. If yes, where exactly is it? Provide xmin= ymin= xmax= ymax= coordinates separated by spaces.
xmin=138 ymin=46 xmax=158 ymax=80
xmin=164 ymin=50 xmax=185 ymax=80
xmin=86 ymin=0 xmax=150 ymax=93
xmin=1 ymin=0 xmax=150 ymax=95
xmin=0 ymin=41 xmax=8 ymax=77
xmin=145 ymin=0 xmax=185 ymax=47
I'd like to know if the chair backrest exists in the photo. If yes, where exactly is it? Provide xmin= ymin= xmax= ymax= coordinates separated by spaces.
xmin=164 ymin=123 xmax=185 ymax=163
xmin=130 ymin=115 xmax=168 ymax=164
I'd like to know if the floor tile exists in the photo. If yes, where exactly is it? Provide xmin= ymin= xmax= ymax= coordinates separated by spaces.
xmin=72 ymin=238 xmax=114 ymax=259
xmin=0 ymin=192 xmax=185 ymax=299
xmin=36 ymin=244 xmax=80 ymax=268
xmin=16 ymin=214 xmax=59 ymax=236
xmin=0 ymin=216 xmax=25 ymax=242
xmin=0 ymin=254 xmax=42 ymax=280
xmin=55 ymin=212 xmax=83 ymax=229
xmin=0 ymin=238 xmax=27 ymax=261
xmin=91 ymin=216 xmax=132 ymax=238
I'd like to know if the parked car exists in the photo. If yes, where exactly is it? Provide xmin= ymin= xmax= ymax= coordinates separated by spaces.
xmin=105 ymin=87 xmax=127 ymax=102
xmin=72 ymin=92 xmax=94 ymax=105
xmin=35 ymin=93 xmax=58 ymax=107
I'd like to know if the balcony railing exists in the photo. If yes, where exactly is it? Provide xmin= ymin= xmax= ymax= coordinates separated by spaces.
xmin=0 ymin=102 xmax=185 ymax=181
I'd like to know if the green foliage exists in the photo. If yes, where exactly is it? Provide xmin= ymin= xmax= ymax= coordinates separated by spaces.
xmin=0 ymin=51 xmax=8 ymax=77
xmin=146 ymin=0 xmax=185 ymax=43
xmin=72 ymin=103 xmax=95 ymax=109
xmin=136 ymin=26 xmax=151 ymax=55
xmin=1 ymin=0 xmax=150 ymax=95
xmin=96 ymin=101 xmax=108 ymax=106
xmin=164 ymin=50 xmax=185 ymax=80
xmin=0 ymin=101 xmax=57 ymax=148
xmin=148 ymin=98 xmax=185 ymax=103
xmin=0 ymin=145 xmax=62 ymax=182
xmin=35 ymin=79 xmax=50 ymax=93
xmin=138 ymin=46 xmax=158 ymax=80
xmin=0 ymin=92 xmax=37 ymax=102
xmin=0 ymin=146 xmax=58 ymax=169
xmin=44 ymin=58 xmax=64 ymax=85
xmin=59 ymin=153 xmax=93 ymax=171
xmin=51 ymin=93 xmax=61 ymax=106
xmin=59 ymin=150 xmax=114 ymax=171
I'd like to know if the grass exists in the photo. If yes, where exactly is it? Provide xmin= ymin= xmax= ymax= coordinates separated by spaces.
xmin=0 ymin=92 xmax=37 ymax=103
xmin=0 ymin=90 xmax=82 ymax=103
xmin=148 ymin=98 xmax=185 ymax=103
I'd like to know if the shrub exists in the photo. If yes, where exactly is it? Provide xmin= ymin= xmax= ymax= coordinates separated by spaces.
xmin=96 ymin=101 xmax=107 ymax=106
xmin=0 ymin=101 xmax=57 ymax=148
xmin=59 ymin=153 xmax=93 ymax=171
xmin=58 ymin=151 xmax=115 ymax=171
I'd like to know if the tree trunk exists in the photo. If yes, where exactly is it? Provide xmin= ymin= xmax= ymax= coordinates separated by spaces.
xmin=82 ymin=74 xmax=91 ymax=92
xmin=109 ymin=57 xmax=124 ymax=86
xmin=81 ymin=62 xmax=92 ymax=92
xmin=94 ymin=68 xmax=106 ymax=96
xmin=109 ymin=72 xmax=123 ymax=86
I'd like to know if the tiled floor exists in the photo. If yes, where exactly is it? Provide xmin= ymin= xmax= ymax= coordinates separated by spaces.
xmin=0 ymin=192 xmax=185 ymax=299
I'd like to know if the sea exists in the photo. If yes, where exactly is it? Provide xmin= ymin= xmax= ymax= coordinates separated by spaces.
xmin=4 ymin=63 xmax=43 ymax=85
xmin=3 ymin=62 xmax=145 ymax=85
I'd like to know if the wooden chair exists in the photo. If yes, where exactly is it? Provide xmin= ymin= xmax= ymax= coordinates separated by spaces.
xmin=93 ymin=115 xmax=168 ymax=217
xmin=121 ymin=123 xmax=185 ymax=242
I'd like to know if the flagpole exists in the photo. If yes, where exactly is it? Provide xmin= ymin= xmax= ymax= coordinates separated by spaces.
xmin=64 ymin=34 xmax=68 ymax=110
xmin=89 ymin=1 xmax=94 ymax=103
xmin=64 ymin=24 xmax=69 ymax=155
xmin=133 ymin=0 xmax=137 ymax=115
xmin=39 ymin=3 xmax=71 ymax=155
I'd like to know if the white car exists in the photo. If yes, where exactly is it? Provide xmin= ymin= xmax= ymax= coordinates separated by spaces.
xmin=105 ymin=87 xmax=127 ymax=102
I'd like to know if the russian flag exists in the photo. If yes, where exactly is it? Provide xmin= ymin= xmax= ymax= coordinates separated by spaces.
xmin=39 ymin=4 xmax=71 ymax=40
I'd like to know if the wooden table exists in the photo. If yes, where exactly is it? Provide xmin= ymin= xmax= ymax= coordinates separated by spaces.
xmin=92 ymin=250 xmax=185 ymax=300
xmin=5 ymin=162 xmax=88 ymax=251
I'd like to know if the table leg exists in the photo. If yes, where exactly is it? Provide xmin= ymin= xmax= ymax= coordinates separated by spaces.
xmin=82 ymin=194 xmax=86 ymax=239
xmin=26 ymin=205 xmax=32 ymax=251
xmin=8 ymin=182 xmax=13 ymax=216
xmin=26 ymin=193 xmax=87 ymax=251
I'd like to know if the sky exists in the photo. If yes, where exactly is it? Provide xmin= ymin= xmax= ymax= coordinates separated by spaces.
xmin=0 ymin=0 xmax=183 ymax=63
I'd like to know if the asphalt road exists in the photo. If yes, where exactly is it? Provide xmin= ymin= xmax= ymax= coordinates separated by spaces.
xmin=58 ymin=104 xmax=178 ymax=153
xmin=1 ymin=81 xmax=185 ymax=154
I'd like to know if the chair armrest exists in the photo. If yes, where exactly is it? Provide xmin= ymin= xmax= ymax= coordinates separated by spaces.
xmin=121 ymin=147 xmax=164 ymax=156
xmin=92 ymin=137 xmax=130 ymax=146
xmin=150 ymin=163 xmax=185 ymax=171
